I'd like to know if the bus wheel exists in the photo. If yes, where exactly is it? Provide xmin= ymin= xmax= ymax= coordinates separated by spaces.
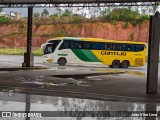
xmin=109 ymin=65 xmax=113 ymax=68
xmin=58 ymin=58 xmax=67 ymax=66
xmin=112 ymin=60 xmax=120 ymax=68
xmin=121 ymin=60 xmax=129 ymax=68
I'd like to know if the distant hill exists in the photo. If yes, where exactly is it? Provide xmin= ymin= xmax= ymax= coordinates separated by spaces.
xmin=3 ymin=8 xmax=56 ymax=17
xmin=0 ymin=22 xmax=149 ymax=47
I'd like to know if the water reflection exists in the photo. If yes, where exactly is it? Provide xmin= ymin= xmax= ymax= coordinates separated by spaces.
xmin=0 ymin=92 xmax=159 ymax=120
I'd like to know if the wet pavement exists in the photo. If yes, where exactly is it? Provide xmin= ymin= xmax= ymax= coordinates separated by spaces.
xmin=0 ymin=92 xmax=160 ymax=120
xmin=0 ymin=54 xmax=160 ymax=120
xmin=0 ymin=55 xmax=160 ymax=98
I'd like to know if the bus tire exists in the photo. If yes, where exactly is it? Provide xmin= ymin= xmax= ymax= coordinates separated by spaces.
xmin=121 ymin=60 xmax=130 ymax=68
xmin=58 ymin=58 xmax=67 ymax=66
xmin=112 ymin=60 xmax=120 ymax=68
xmin=109 ymin=65 xmax=113 ymax=68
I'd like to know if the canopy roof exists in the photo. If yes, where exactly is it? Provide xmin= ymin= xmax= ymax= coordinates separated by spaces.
xmin=0 ymin=0 xmax=159 ymax=4
xmin=0 ymin=0 xmax=159 ymax=7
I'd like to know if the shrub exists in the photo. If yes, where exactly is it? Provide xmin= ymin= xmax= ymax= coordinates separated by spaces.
xmin=0 ymin=17 xmax=10 ymax=24
xmin=137 ymin=15 xmax=150 ymax=24
xmin=99 ymin=7 xmax=149 ymax=25
xmin=19 ymin=23 xmax=25 ymax=29
xmin=51 ymin=29 xmax=65 ymax=37
xmin=122 ymin=22 xmax=129 ymax=29
xmin=103 ymin=12 xmax=119 ymax=22
xmin=40 ymin=33 xmax=50 ymax=37
xmin=129 ymin=32 xmax=134 ymax=41
xmin=62 ymin=9 xmax=71 ymax=17
xmin=71 ymin=16 xmax=82 ymax=24
xmin=34 ymin=20 xmax=41 ymax=27
xmin=50 ymin=13 xmax=58 ymax=18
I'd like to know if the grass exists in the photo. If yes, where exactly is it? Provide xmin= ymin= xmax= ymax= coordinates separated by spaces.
xmin=0 ymin=47 xmax=43 ymax=56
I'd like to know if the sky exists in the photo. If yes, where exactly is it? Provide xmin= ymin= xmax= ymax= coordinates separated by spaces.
xmin=3 ymin=8 xmax=56 ymax=17
xmin=2 ymin=5 xmax=159 ymax=18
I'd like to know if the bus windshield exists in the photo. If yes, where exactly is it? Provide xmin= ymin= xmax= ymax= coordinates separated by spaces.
xmin=43 ymin=40 xmax=61 ymax=55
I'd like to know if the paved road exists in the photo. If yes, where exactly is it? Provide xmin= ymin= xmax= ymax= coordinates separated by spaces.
xmin=0 ymin=54 xmax=160 ymax=103
xmin=0 ymin=54 xmax=156 ymax=76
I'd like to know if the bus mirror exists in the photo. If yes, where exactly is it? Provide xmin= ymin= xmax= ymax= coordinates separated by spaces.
xmin=41 ymin=43 xmax=46 ymax=49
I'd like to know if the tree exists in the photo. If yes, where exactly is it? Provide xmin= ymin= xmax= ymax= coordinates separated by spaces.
xmin=33 ymin=13 xmax=40 ymax=18
xmin=141 ymin=6 xmax=149 ymax=15
xmin=0 ymin=8 xmax=3 ymax=13
xmin=152 ymin=5 xmax=159 ymax=14
xmin=56 ymin=7 xmax=61 ymax=17
xmin=41 ymin=9 xmax=49 ymax=17
xmin=62 ymin=9 xmax=71 ymax=17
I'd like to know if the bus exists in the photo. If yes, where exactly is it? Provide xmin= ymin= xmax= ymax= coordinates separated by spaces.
xmin=41 ymin=37 xmax=146 ymax=68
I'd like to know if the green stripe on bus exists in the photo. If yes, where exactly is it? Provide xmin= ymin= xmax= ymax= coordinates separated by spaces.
xmin=71 ymin=49 xmax=91 ymax=62
xmin=71 ymin=49 xmax=101 ymax=62
xmin=81 ymin=50 xmax=101 ymax=62
xmin=57 ymin=54 xmax=68 ymax=56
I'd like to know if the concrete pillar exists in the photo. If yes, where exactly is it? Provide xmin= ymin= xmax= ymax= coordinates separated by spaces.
xmin=23 ymin=6 xmax=34 ymax=67
xmin=25 ymin=94 xmax=30 ymax=120
xmin=145 ymin=104 xmax=156 ymax=120
xmin=146 ymin=12 xmax=160 ymax=94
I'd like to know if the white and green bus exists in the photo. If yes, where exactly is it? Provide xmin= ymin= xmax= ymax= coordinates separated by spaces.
xmin=41 ymin=37 xmax=146 ymax=68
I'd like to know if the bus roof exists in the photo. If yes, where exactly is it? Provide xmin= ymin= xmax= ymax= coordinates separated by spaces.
xmin=48 ymin=37 xmax=146 ymax=44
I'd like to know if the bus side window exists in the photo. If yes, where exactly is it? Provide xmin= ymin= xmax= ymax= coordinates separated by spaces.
xmin=93 ymin=43 xmax=100 ymax=50
xmin=116 ymin=44 xmax=122 ymax=51
xmin=98 ymin=43 xmax=102 ymax=50
xmin=78 ymin=42 xmax=82 ymax=49
xmin=112 ymin=44 xmax=116 ymax=50
xmin=121 ymin=44 xmax=126 ymax=51
xmin=71 ymin=41 xmax=80 ymax=49
xmin=65 ymin=41 xmax=70 ymax=48
xmin=82 ymin=42 xmax=87 ymax=49
xmin=101 ymin=43 xmax=105 ymax=50
xmin=105 ymin=43 xmax=111 ymax=50
xmin=126 ymin=44 xmax=135 ymax=51
xmin=135 ymin=44 xmax=144 ymax=51
xmin=86 ymin=42 xmax=90 ymax=49
xmin=59 ymin=41 xmax=70 ymax=50
xmin=90 ymin=43 xmax=94 ymax=49
xmin=126 ymin=45 xmax=131 ymax=51
xmin=71 ymin=41 xmax=75 ymax=49
xmin=74 ymin=41 xmax=78 ymax=49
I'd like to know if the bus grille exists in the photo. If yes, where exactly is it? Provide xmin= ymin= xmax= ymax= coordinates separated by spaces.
xmin=135 ymin=58 xmax=143 ymax=65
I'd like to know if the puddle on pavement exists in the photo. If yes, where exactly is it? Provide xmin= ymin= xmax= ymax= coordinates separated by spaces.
xmin=14 ymin=77 xmax=28 ymax=81
xmin=1 ymin=88 xmax=22 ymax=93
xmin=41 ymin=83 xmax=67 ymax=88
xmin=13 ymin=75 xmax=90 ymax=87
xmin=14 ymin=71 xmax=125 ymax=87
xmin=20 ymin=81 xmax=67 ymax=87
xmin=11 ymin=70 xmax=144 ymax=88
xmin=86 ymin=77 xmax=104 ymax=81
xmin=0 ymin=92 xmax=160 ymax=119
xmin=21 ymin=81 xmax=44 ymax=85
xmin=20 ymin=80 xmax=90 ymax=87
xmin=46 ymin=72 xmax=124 ymax=80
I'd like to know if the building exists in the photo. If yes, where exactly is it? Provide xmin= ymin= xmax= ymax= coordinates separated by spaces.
xmin=10 ymin=12 xmax=21 ymax=19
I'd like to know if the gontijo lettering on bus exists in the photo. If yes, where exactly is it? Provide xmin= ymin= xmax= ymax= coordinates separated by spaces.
xmin=101 ymin=51 xmax=126 ymax=56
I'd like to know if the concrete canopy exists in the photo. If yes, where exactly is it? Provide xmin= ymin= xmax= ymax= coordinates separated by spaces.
xmin=0 ymin=0 xmax=158 ymax=7
xmin=0 ymin=0 xmax=159 ymax=4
